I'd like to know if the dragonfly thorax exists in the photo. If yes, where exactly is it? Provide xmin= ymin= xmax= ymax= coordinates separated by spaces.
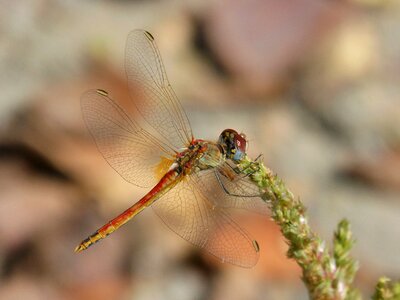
xmin=176 ymin=140 xmax=224 ymax=175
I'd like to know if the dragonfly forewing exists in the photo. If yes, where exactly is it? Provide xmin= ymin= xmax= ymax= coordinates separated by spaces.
xmin=81 ymin=89 xmax=175 ymax=188
xmin=125 ymin=29 xmax=193 ymax=151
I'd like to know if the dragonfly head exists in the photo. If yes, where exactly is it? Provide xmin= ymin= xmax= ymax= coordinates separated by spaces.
xmin=218 ymin=129 xmax=247 ymax=161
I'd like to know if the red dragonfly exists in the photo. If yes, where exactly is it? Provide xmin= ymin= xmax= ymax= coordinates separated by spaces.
xmin=75 ymin=30 xmax=267 ymax=267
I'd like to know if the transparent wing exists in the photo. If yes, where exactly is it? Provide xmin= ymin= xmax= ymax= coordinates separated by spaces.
xmin=125 ymin=29 xmax=193 ymax=150
xmin=81 ymin=89 xmax=175 ymax=188
xmin=152 ymin=175 xmax=260 ymax=268
xmin=196 ymin=164 xmax=269 ymax=215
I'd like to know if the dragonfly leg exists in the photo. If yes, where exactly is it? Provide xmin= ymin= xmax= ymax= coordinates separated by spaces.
xmin=240 ymin=154 xmax=263 ymax=178
xmin=215 ymin=170 xmax=262 ymax=198
xmin=226 ymin=154 xmax=263 ymax=179
xmin=254 ymin=153 xmax=263 ymax=162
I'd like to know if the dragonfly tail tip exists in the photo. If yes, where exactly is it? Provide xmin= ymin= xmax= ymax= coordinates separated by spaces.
xmin=74 ymin=244 xmax=85 ymax=253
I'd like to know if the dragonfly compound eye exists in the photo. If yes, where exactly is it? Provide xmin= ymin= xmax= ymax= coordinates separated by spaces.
xmin=218 ymin=129 xmax=247 ymax=161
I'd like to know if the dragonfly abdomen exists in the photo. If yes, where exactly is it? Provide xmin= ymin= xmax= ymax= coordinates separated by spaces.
xmin=75 ymin=168 xmax=181 ymax=253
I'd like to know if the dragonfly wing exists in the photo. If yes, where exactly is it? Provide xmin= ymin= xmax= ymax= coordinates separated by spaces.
xmin=196 ymin=165 xmax=269 ymax=215
xmin=125 ymin=29 xmax=193 ymax=150
xmin=152 ymin=175 xmax=259 ymax=268
xmin=81 ymin=89 xmax=174 ymax=188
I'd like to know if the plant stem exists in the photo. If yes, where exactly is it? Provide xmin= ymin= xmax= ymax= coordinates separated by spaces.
xmin=239 ymin=155 xmax=400 ymax=299
xmin=238 ymin=156 xmax=365 ymax=299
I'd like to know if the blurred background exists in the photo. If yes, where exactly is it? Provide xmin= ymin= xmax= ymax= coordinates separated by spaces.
xmin=0 ymin=0 xmax=399 ymax=299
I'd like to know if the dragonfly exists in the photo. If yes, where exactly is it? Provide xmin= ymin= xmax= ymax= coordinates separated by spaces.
xmin=75 ymin=29 xmax=268 ymax=268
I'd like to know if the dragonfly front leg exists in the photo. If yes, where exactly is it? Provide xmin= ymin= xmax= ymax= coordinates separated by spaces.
xmin=226 ymin=154 xmax=264 ymax=178
xmin=214 ymin=167 xmax=263 ymax=198
xmin=240 ymin=154 xmax=263 ymax=177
